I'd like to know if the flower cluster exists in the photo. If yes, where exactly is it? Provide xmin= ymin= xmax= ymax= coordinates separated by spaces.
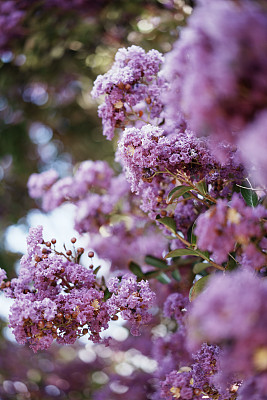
xmin=91 ymin=46 xmax=165 ymax=140
xmin=195 ymin=193 xmax=267 ymax=268
xmin=162 ymin=0 xmax=267 ymax=183
xmin=2 ymin=226 xmax=155 ymax=352
xmin=187 ymin=270 xmax=267 ymax=385
xmin=160 ymin=369 xmax=201 ymax=400
xmin=28 ymin=161 xmax=168 ymax=270
xmin=107 ymin=274 xmax=156 ymax=336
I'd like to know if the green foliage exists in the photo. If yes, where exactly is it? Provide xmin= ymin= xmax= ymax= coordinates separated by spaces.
xmin=156 ymin=216 xmax=177 ymax=234
xmin=241 ymin=186 xmax=259 ymax=207
xmin=167 ymin=185 xmax=192 ymax=203
xmin=145 ymin=255 xmax=168 ymax=269
xmin=129 ymin=261 xmax=144 ymax=278
xmin=189 ymin=275 xmax=210 ymax=301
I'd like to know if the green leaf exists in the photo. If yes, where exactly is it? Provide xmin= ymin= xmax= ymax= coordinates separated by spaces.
xmin=193 ymin=262 xmax=212 ymax=274
xmin=93 ymin=265 xmax=101 ymax=275
xmin=144 ymin=271 xmax=158 ymax=279
xmin=167 ymin=185 xmax=192 ymax=203
xmin=225 ymin=255 xmax=238 ymax=271
xmin=189 ymin=275 xmax=210 ymax=301
xmin=187 ymin=220 xmax=197 ymax=247
xmin=156 ymin=272 xmax=171 ymax=284
xmin=129 ymin=261 xmax=144 ymax=278
xmin=156 ymin=216 xmax=177 ymax=235
xmin=195 ymin=179 xmax=207 ymax=195
xmin=145 ymin=255 xmax=168 ymax=269
xmin=165 ymin=248 xmax=200 ymax=259
xmin=241 ymin=187 xmax=258 ymax=207
xmin=193 ymin=249 xmax=210 ymax=260
xmin=104 ymin=288 xmax=112 ymax=301
xmin=171 ymin=269 xmax=181 ymax=281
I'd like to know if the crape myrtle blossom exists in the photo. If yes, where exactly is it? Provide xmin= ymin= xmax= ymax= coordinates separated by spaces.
xmin=195 ymin=193 xmax=267 ymax=268
xmin=187 ymin=270 xmax=267 ymax=384
xmin=2 ymin=226 xmax=156 ymax=352
xmin=91 ymin=46 xmax=166 ymax=140
xmin=162 ymin=0 xmax=267 ymax=164
xmin=237 ymin=372 xmax=267 ymax=400
xmin=160 ymin=369 xmax=202 ymax=400
xmin=28 ymin=160 xmax=168 ymax=269
xmin=116 ymin=122 xmax=244 ymax=222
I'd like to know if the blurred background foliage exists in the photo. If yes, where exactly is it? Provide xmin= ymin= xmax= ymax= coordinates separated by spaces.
xmin=0 ymin=1 xmax=192 ymax=398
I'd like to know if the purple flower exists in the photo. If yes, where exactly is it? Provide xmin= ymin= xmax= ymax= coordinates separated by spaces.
xmin=195 ymin=193 xmax=267 ymax=266
xmin=27 ymin=169 xmax=59 ymax=199
xmin=163 ymin=293 xmax=189 ymax=324
xmin=187 ymin=269 xmax=267 ymax=382
xmin=163 ymin=0 xmax=267 ymax=160
xmin=92 ymin=46 xmax=165 ymax=139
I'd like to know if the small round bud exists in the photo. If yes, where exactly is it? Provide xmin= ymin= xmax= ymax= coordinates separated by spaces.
xmin=156 ymin=196 xmax=163 ymax=203
xmin=145 ymin=97 xmax=151 ymax=104
xmin=46 ymin=321 xmax=53 ymax=329
xmin=125 ymin=83 xmax=131 ymax=91
xmin=66 ymin=250 xmax=72 ymax=256
xmin=5 ymin=281 xmax=11 ymax=288
xmin=51 ymin=238 xmax=56 ymax=244
xmin=138 ymin=110 xmax=143 ymax=118
xmin=46 ymin=241 xmax=51 ymax=247
xmin=56 ymin=312 xmax=63 ymax=319
xmin=111 ymin=315 xmax=119 ymax=321
xmin=88 ymin=251 xmax=94 ymax=258
xmin=77 ymin=247 xmax=84 ymax=254
xmin=38 ymin=320 xmax=45 ymax=329
xmin=71 ymin=237 xmax=76 ymax=244
xmin=117 ymin=82 xmax=124 ymax=90
xmin=82 ymin=328 xmax=88 ymax=335
xmin=160 ymin=210 xmax=167 ymax=217
xmin=72 ymin=311 xmax=79 ymax=319
xmin=35 ymin=255 xmax=42 ymax=262
xmin=60 ymin=267 xmax=65 ymax=274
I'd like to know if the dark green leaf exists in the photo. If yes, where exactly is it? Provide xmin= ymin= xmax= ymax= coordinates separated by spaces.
xmin=225 ymin=255 xmax=238 ymax=271
xmin=171 ymin=269 xmax=181 ymax=281
xmin=165 ymin=248 xmax=200 ymax=259
xmin=145 ymin=255 xmax=168 ymax=269
xmin=189 ymin=275 xmax=210 ymax=301
xmin=129 ymin=261 xmax=144 ymax=278
xmin=156 ymin=272 xmax=171 ymax=284
xmin=193 ymin=262 xmax=212 ymax=274
xmin=144 ymin=271 xmax=158 ymax=279
xmin=167 ymin=185 xmax=192 ymax=203
xmin=241 ymin=187 xmax=258 ymax=207
xmin=156 ymin=216 xmax=177 ymax=235
xmin=104 ymin=288 xmax=112 ymax=301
